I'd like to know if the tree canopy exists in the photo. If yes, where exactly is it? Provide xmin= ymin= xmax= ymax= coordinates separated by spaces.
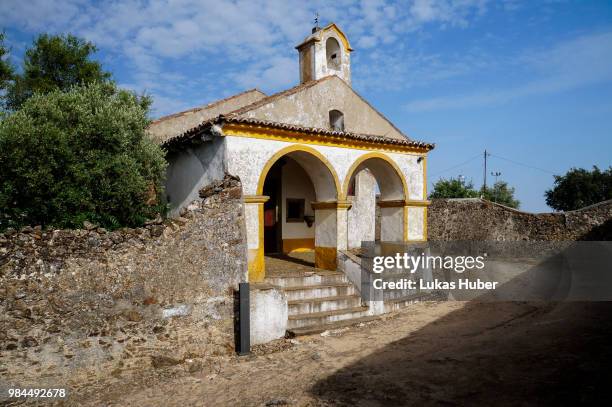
xmin=545 ymin=166 xmax=612 ymax=211
xmin=429 ymin=177 xmax=520 ymax=208
xmin=429 ymin=178 xmax=480 ymax=199
xmin=0 ymin=82 xmax=166 ymax=231
xmin=482 ymin=181 xmax=520 ymax=209
xmin=0 ymin=32 xmax=14 ymax=108
xmin=5 ymin=33 xmax=112 ymax=110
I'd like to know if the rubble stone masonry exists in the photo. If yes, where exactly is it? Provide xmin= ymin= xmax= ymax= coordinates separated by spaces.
xmin=428 ymin=198 xmax=612 ymax=241
xmin=0 ymin=176 xmax=247 ymax=392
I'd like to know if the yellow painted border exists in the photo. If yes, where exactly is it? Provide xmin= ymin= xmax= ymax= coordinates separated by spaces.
xmin=342 ymin=152 xmax=408 ymax=200
xmin=244 ymin=195 xmax=270 ymax=204
xmin=282 ymin=238 xmax=315 ymax=253
xmin=222 ymin=123 xmax=431 ymax=155
xmin=255 ymin=144 xmax=342 ymax=199
xmin=311 ymin=200 xmax=352 ymax=210
xmin=422 ymin=155 xmax=428 ymax=240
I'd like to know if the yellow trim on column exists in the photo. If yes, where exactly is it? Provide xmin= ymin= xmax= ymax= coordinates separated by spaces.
xmin=315 ymin=246 xmax=337 ymax=270
xmin=423 ymin=206 xmax=428 ymax=241
xmin=311 ymin=200 xmax=352 ymax=210
xmin=342 ymin=152 xmax=408 ymax=200
xmin=379 ymin=199 xmax=405 ymax=208
xmin=422 ymin=155 xmax=428 ymax=241
xmin=422 ymin=155 xmax=428 ymax=201
xmin=244 ymin=195 xmax=270 ymax=204
xmin=380 ymin=199 xmax=430 ymax=208
xmin=282 ymin=238 xmax=315 ymax=253
xmin=403 ymin=205 xmax=409 ymax=242
xmin=255 ymin=144 xmax=342 ymax=199
xmin=406 ymin=199 xmax=431 ymax=207
xmin=247 ymin=202 xmax=266 ymax=282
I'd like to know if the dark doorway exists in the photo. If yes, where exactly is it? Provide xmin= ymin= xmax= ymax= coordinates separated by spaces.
xmin=263 ymin=159 xmax=284 ymax=254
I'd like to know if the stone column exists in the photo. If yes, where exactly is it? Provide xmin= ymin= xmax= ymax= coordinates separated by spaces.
xmin=404 ymin=200 xmax=430 ymax=241
xmin=378 ymin=200 xmax=406 ymax=242
xmin=311 ymin=200 xmax=352 ymax=270
xmin=244 ymin=195 xmax=269 ymax=282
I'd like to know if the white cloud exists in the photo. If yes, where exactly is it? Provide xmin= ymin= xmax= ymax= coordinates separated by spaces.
xmin=404 ymin=31 xmax=612 ymax=112
xmin=0 ymin=0 xmax=492 ymax=116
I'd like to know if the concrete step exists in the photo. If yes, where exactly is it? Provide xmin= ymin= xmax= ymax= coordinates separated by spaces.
xmin=266 ymin=272 xmax=347 ymax=288
xmin=288 ymin=295 xmax=363 ymax=316
xmin=287 ymin=315 xmax=381 ymax=337
xmin=282 ymin=283 xmax=357 ymax=301
xmin=287 ymin=306 xmax=369 ymax=329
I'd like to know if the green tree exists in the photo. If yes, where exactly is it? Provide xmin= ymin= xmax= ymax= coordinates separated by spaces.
xmin=482 ymin=181 xmax=520 ymax=208
xmin=6 ymin=33 xmax=111 ymax=110
xmin=0 ymin=32 xmax=14 ymax=108
xmin=545 ymin=166 xmax=612 ymax=211
xmin=0 ymin=82 xmax=166 ymax=231
xmin=429 ymin=177 xmax=480 ymax=199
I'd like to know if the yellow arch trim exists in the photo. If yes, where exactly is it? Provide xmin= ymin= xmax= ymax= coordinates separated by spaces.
xmin=324 ymin=23 xmax=353 ymax=52
xmin=256 ymin=144 xmax=341 ymax=200
xmin=342 ymin=152 xmax=408 ymax=200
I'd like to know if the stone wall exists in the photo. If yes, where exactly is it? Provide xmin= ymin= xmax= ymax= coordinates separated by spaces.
xmin=428 ymin=198 xmax=612 ymax=241
xmin=0 ymin=176 xmax=247 ymax=393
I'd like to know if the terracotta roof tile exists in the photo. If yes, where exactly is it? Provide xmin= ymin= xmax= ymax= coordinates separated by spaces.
xmin=162 ymin=115 xmax=435 ymax=152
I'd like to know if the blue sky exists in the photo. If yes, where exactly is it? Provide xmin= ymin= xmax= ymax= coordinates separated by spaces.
xmin=1 ymin=0 xmax=611 ymax=212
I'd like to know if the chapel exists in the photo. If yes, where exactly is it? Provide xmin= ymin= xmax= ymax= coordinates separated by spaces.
xmin=148 ymin=23 xmax=434 ymax=284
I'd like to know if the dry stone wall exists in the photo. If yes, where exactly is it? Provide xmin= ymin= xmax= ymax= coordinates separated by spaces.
xmin=428 ymin=198 xmax=612 ymax=241
xmin=0 ymin=176 xmax=247 ymax=393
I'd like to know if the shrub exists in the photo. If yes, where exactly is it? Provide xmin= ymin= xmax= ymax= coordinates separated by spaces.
xmin=0 ymin=82 xmax=167 ymax=230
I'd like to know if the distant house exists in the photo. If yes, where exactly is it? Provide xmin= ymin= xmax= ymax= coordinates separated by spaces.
xmin=149 ymin=23 xmax=434 ymax=282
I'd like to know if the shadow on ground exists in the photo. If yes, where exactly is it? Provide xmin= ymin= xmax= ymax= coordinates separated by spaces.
xmin=311 ymin=241 xmax=612 ymax=406
xmin=310 ymin=301 xmax=612 ymax=405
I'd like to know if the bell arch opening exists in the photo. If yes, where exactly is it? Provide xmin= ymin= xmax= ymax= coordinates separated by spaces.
xmin=326 ymin=37 xmax=341 ymax=70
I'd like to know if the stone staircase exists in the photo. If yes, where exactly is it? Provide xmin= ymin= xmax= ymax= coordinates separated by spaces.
xmin=266 ymin=269 xmax=375 ymax=336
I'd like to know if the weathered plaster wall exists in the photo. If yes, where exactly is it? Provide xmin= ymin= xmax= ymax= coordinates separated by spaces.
xmin=225 ymin=136 xmax=422 ymax=199
xmin=281 ymin=159 xmax=316 ymax=240
xmin=428 ymin=198 xmax=612 ymax=241
xmin=0 ymin=177 xmax=247 ymax=392
xmin=147 ymin=89 xmax=266 ymax=144
xmin=348 ymin=170 xmax=376 ymax=248
xmin=239 ymin=76 xmax=407 ymax=141
xmin=165 ymin=137 xmax=226 ymax=217
xmin=250 ymin=284 xmax=287 ymax=345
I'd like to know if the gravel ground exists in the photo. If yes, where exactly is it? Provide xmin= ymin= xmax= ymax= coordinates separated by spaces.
xmin=58 ymin=300 xmax=612 ymax=407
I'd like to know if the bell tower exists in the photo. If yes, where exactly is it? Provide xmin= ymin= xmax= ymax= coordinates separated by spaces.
xmin=295 ymin=23 xmax=353 ymax=85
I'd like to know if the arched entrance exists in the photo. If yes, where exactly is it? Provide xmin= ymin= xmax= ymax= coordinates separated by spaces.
xmin=343 ymin=153 xmax=408 ymax=247
xmin=249 ymin=145 xmax=342 ymax=281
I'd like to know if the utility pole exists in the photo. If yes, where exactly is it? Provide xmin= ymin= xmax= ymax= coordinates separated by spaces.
xmin=491 ymin=171 xmax=501 ymax=202
xmin=482 ymin=149 xmax=490 ymax=194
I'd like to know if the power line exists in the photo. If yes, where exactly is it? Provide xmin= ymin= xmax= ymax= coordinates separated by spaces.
xmin=430 ymin=153 xmax=481 ymax=177
xmin=490 ymin=154 xmax=556 ymax=174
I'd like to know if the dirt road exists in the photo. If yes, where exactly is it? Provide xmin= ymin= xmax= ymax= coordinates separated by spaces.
xmin=71 ymin=301 xmax=612 ymax=406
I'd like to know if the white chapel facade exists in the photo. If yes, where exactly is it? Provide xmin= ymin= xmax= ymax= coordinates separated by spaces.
xmin=148 ymin=23 xmax=435 ymax=282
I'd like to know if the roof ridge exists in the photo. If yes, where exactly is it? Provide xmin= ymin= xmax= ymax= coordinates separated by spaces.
xmin=150 ymin=88 xmax=265 ymax=125
xmin=225 ymin=76 xmax=335 ymax=118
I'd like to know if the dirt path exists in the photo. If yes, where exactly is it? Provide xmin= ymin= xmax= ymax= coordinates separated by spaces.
xmin=70 ymin=301 xmax=611 ymax=406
